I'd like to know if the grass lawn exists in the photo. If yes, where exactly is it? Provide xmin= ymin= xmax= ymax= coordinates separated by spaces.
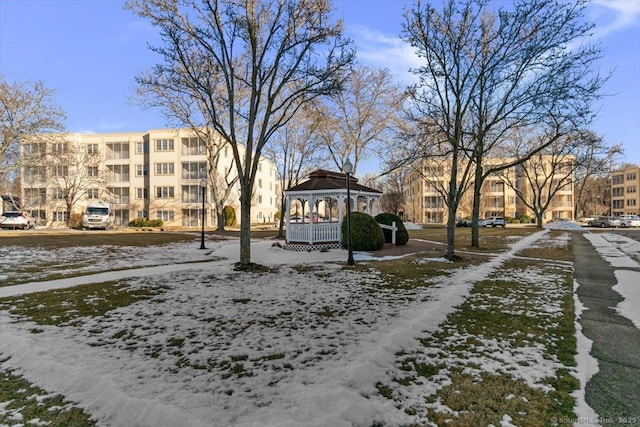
xmin=0 ymin=226 xmax=579 ymax=426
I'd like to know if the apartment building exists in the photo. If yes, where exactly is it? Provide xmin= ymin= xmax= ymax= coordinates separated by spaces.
xmin=403 ymin=156 xmax=574 ymax=224
xmin=611 ymin=165 xmax=640 ymax=216
xmin=20 ymin=129 xmax=280 ymax=227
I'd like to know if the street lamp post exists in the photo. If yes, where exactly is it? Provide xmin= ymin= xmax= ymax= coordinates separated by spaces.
xmin=342 ymin=159 xmax=355 ymax=266
xmin=199 ymin=179 xmax=207 ymax=249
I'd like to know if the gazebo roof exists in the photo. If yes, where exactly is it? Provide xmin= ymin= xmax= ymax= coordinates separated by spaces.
xmin=286 ymin=169 xmax=382 ymax=194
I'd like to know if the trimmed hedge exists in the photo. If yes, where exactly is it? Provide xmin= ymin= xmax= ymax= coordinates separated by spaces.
xmin=341 ymin=211 xmax=384 ymax=251
xmin=128 ymin=218 xmax=164 ymax=227
xmin=374 ymin=212 xmax=409 ymax=246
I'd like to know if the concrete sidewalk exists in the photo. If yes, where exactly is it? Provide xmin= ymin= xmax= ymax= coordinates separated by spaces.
xmin=572 ymin=232 xmax=640 ymax=422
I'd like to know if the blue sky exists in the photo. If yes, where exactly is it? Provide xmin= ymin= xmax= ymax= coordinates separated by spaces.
xmin=1 ymin=0 xmax=638 ymax=170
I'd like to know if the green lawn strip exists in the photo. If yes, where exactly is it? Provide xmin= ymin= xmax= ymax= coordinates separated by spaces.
xmin=515 ymin=230 xmax=574 ymax=262
xmin=377 ymin=257 xmax=577 ymax=424
xmin=0 ymin=280 xmax=168 ymax=327
xmin=354 ymin=253 xmax=484 ymax=290
xmin=0 ymin=366 xmax=97 ymax=426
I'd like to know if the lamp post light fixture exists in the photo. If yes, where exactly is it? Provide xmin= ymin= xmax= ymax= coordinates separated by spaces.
xmin=199 ymin=178 xmax=207 ymax=249
xmin=342 ymin=159 xmax=355 ymax=265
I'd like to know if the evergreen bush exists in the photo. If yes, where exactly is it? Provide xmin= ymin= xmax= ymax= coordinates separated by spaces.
xmin=341 ymin=212 xmax=384 ymax=251
xmin=223 ymin=206 xmax=237 ymax=226
xmin=374 ymin=212 xmax=409 ymax=245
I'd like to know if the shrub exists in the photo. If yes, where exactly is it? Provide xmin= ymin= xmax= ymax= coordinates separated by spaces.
xmin=374 ymin=212 xmax=409 ymax=246
xmin=223 ymin=205 xmax=237 ymax=226
xmin=128 ymin=218 xmax=163 ymax=227
xmin=518 ymin=215 xmax=532 ymax=224
xmin=341 ymin=212 xmax=384 ymax=251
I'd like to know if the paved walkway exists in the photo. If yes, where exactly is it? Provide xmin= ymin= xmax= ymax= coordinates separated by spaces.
xmin=572 ymin=232 xmax=640 ymax=422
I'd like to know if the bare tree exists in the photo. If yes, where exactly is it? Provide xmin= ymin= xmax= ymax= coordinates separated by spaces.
xmin=134 ymin=76 xmax=238 ymax=231
xmin=313 ymin=65 xmax=406 ymax=174
xmin=1 ymin=77 xmax=66 ymax=195
xmin=379 ymin=169 xmax=407 ymax=215
xmin=21 ymin=135 xmax=105 ymax=226
xmin=128 ymin=0 xmax=353 ymax=267
xmin=572 ymin=133 xmax=622 ymax=220
xmin=264 ymin=104 xmax=325 ymax=238
xmin=402 ymin=0 xmax=605 ymax=253
xmin=501 ymin=131 xmax=591 ymax=227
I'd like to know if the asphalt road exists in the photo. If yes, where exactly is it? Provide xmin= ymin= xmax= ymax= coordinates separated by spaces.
xmin=573 ymin=230 xmax=640 ymax=425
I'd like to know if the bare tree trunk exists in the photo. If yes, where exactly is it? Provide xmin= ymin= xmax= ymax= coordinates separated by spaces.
xmin=239 ymin=190 xmax=252 ymax=266
xmin=471 ymin=164 xmax=483 ymax=248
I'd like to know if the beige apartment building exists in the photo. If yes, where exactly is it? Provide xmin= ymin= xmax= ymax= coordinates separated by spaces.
xmin=611 ymin=165 xmax=639 ymax=216
xmin=19 ymin=129 xmax=280 ymax=227
xmin=403 ymin=156 xmax=574 ymax=224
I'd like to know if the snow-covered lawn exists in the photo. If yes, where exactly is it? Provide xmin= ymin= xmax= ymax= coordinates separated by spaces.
xmin=1 ymin=229 xmax=638 ymax=426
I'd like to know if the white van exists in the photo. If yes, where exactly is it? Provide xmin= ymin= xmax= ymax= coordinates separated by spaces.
xmin=82 ymin=202 xmax=114 ymax=230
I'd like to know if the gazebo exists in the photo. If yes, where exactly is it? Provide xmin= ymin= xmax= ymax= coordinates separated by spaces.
xmin=284 ymin=169 xmax=382 ymax=250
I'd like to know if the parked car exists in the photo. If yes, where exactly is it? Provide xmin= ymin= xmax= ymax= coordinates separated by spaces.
xmin=0 ymin=211 xmax=36 ymax=230
xmin=587 ymin=216 xmax=620 ymax=228
xmin=618 ymin=214 xmax=640 ymax=228
xmin=456 ymin=218 xmax=470 ymax=227
xmin=578 ymin=217 xmax=595 ymax=225
xmin=486 ymin=216 xmax=506 ymax=227
xmin=456 ymin=218 xmax=491 ymax=227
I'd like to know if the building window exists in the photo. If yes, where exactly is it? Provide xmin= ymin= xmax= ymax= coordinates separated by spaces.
xmin=155 ymin=162 xmax=175 ymax=175
xmin=425 ymin=196 xmax=443 ymax=209
xmin=135 ymin=164 xmax=148 ymax=177
xmin=23 ymin=166 xmax=46 ymax=183
xmin=52 ymin=211 xmax=69 ymax=222
xmin=107 ymin=165 xmax=130 ymax=182
xmin=52 ymin=165 xmax=69 ymax=177
xmin=181 ymin=185 xmax=203 ymax=203
xmin=181 ymin=162 xmax=207 ymax=180
xmin=23 ymin=142 xmax=46 ymax=156
xmin=181 ymin=209 xmax=202 ymax=226
xmin=627 ymin=199 xmax=637 ymax=207
xmin=626 ymin=186 xmax=637 ymax=193
xmin=157 ymin=210 xmax=175 ymax=221
xmin=612 ymin=174 xmax=624 ymax=185
xmin=181 ymin=137 xmax=206 ymax=155
xmin=24 ymin=188 xmax=46 ymax=205
xmin=52 ymin=188 xmax=66 ymax=199
xmin=136 ymin=141 xmax=148 ymax=154
xmin=627 ymin=172 xmax=637 ymax=181
xmin=52 ymin=143 xmax=68 ymax=154
xmin=87 ymin=144 xmax=99 ymax=155
xmin=86 ymin=188 xmax=99 ymax=199
xmin=108 ymin=187 xmax=130 ymax=204
xmin=156 ymin=186 xmax=175 ymax=198
xmin=155 ymin=139 xmax=174 ymax=151
xmin=106 ymin=142 xmax=130 ymax=160
xmin=613 ymin=187 xmax=624 ymax=197
xmin=87 ymin=166 xmax=99 ymax=177
xmin=488 ymin=181 xmax=504 ymax=192
xmin=137 ymin=210 xmax=149 ymax=219
xmin=136 ymin=188 xmax=148 ymax=199
xmin=258 ymin=178 xmax=262 ymax=188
